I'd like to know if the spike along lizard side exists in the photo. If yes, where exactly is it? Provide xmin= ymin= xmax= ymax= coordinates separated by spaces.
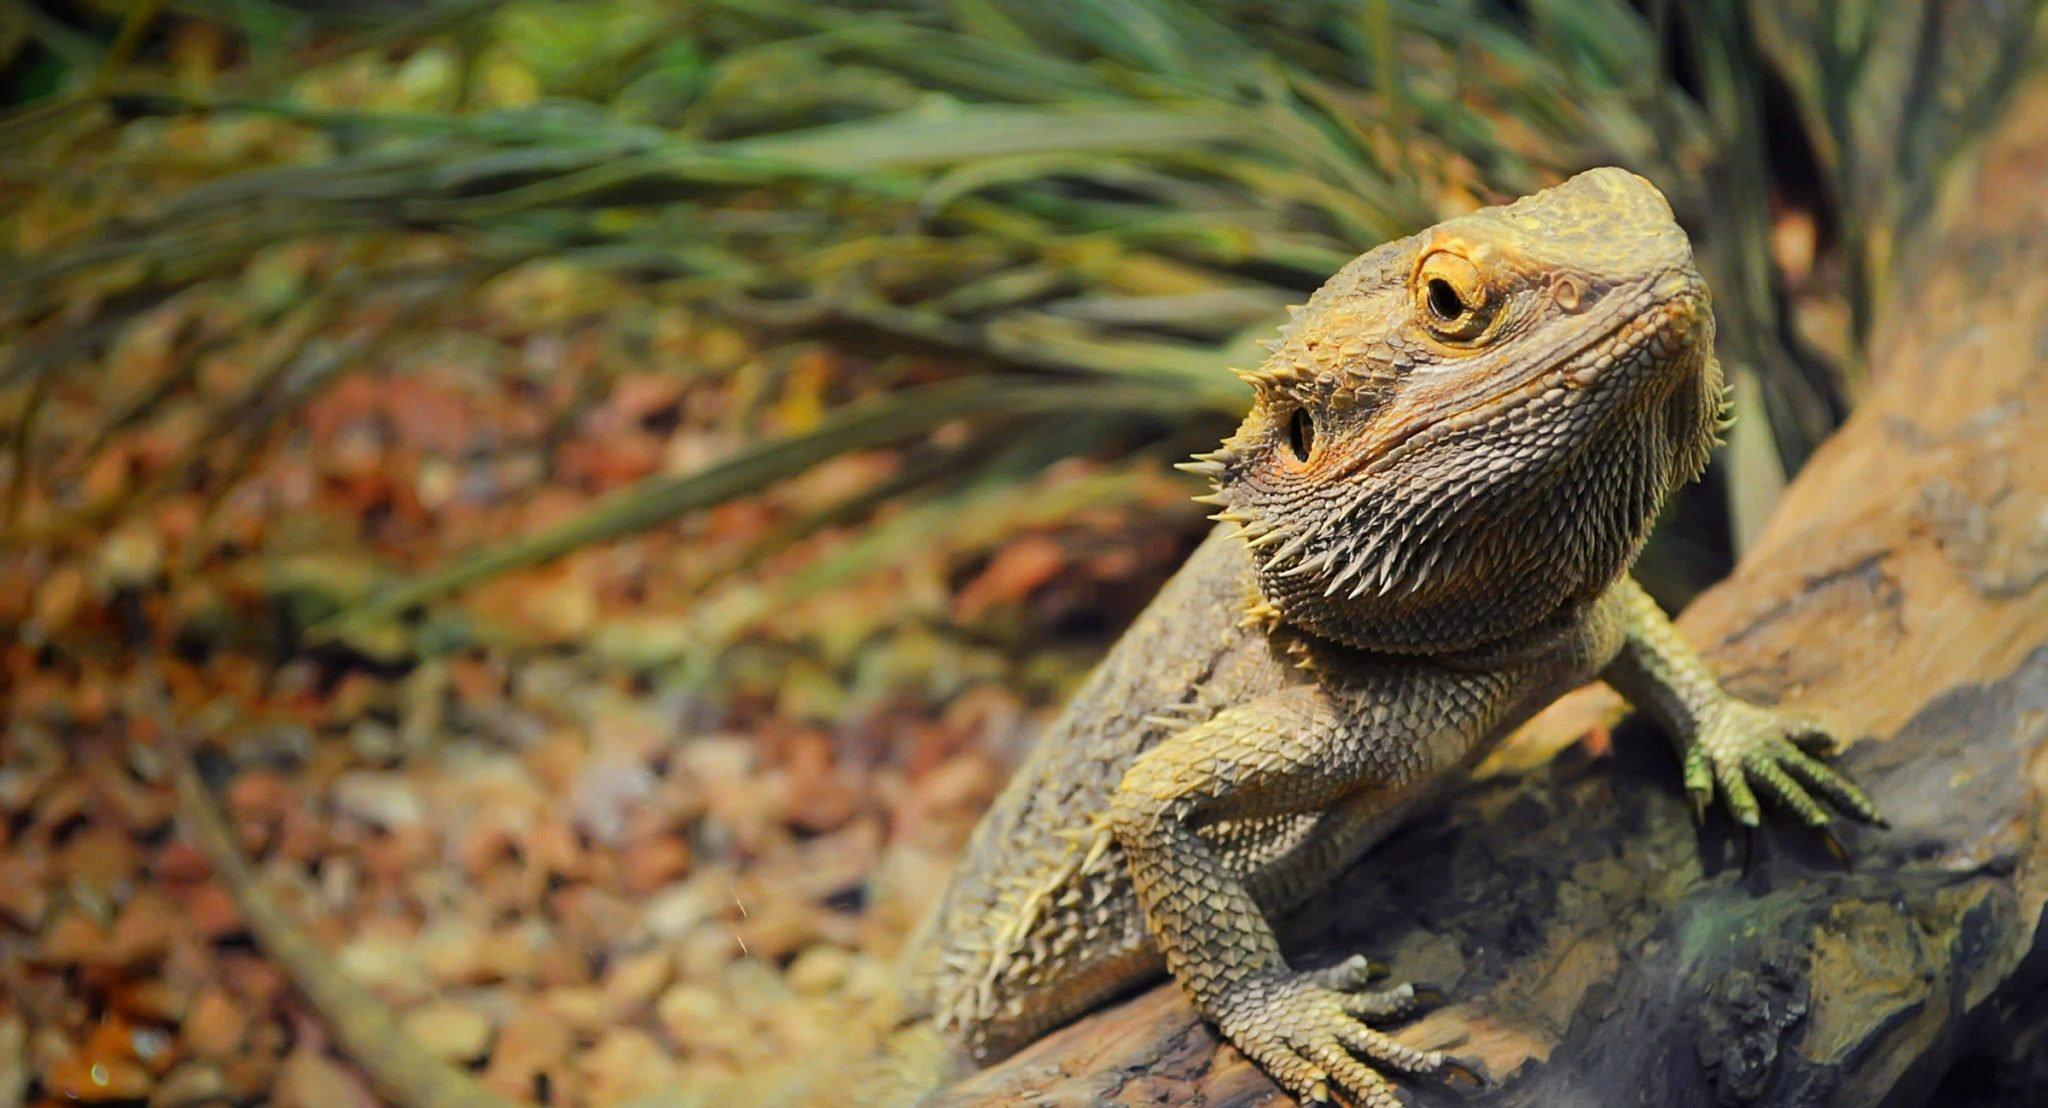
xmin=166 ymin=167 xmax=1882 ymax=1108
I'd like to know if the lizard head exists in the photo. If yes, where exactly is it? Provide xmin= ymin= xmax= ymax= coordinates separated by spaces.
xmin=1191 ymin=167 xmax=1726 ymax=653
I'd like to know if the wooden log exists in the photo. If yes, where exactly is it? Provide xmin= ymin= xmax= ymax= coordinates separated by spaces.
xmin=938 ymin=73 xmax=2048 ymax=1108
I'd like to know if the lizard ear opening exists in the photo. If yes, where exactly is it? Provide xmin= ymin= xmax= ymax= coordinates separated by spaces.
xmin=1286 ymin=408 xmax=1315 ymax=465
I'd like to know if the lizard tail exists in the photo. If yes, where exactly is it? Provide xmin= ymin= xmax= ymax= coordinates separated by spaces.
xmin=163 ymin=727 xmax=516 ymax=1108
xmin=875 ymin=1020 xmax=972 ymax=1106
xmin=614 ymin=1019 xmax=967 ymax=1108
xmin=638 ymin=1019 xmax=966 ymax=1105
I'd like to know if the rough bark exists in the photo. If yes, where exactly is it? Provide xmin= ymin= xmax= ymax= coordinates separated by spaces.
xmin=938 ymin=72 xmax=2048 ymax=1108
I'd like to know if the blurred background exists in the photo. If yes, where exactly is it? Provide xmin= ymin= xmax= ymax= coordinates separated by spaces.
xmin=0 ymin=1 xmax=2039 ymax=1104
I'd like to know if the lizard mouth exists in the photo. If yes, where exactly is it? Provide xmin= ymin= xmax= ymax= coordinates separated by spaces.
xmin=1346 ymin=287 xmax=1706 ymax=481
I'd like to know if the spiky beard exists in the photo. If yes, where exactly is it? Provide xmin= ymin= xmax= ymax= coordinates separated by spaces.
xmin=1190 ymin=313 xmax=1724 ymax=655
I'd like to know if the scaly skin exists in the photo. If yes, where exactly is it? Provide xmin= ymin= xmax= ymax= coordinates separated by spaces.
xmin=902 ymin=167 xmax=1882 ymax=1105
xmin=165 ymin=168 xmax=1881 ymax=1108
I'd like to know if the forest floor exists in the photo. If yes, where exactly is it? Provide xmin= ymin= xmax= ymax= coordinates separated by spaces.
xmin=2 ymin=1 xmax=1877 ymax=1100
xmin=0 ymin=21 xmax=1214 ymax=1107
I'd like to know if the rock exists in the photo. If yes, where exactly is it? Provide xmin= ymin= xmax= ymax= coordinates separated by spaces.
xmin=93 ymin=758 xmax=173 ymax=835
xmin=180 ymin=883 xmax=243 ymax=941
xmin=676 ymin=923 xmax=742 ymax=982
xmin=480 ymin=1006 xmax=571 ymax=1100
xmin=63 ymin=823 xmax=143 ymax=892
xmin=128 ymin=1025 xmax=175 ymax=1076
xmin=0 ymin=1014 xmax=24 ymax=1108
xmin=570 ymin=756 xmax=657 ymax=847
xmin=601 ymin=948 xmax=673 ymax=1017
xmin=475 ymin=924 xmax=541 ymax=985
xmin=225 ymin=770 xmax=292 ymax=825
xmin=37 ymin=909 xmax=112 ymax=967
xmin=784 ymin=945 xmax=853 ymax=997
xmin=532 ymin=938 xmax=594 ymax=989
xmin=272 ymin=1040 xmax=372 ymax=1108
xmin=654 ymin=984 xmax=731 ymax=1055
xmin=523 ymin=815 xmax=587 ymax=883
xmin=399 ymin=1001 xmax=492 ymax=1064
xmin=182 ymin=988 xmax=248 ymax=1059
xmin=0 ymin=859 xmax=49 ymax=930
xmin=578 ymin=1027 xmax=677 ymax=1104
xmin=29 ymin=564 xmax=87 ymax=637
xmin=114 ymin=980 xmax=189 ymax=1024
xmin=641 ymin=879 xmax=721 ymax=941
xmin=95 ymin=522 xmax=164 ymax=589
xmin=619 ymin=835 xmax=691 ymax=897
xmin=908 ymin=752 xmax=1004 ymax=826
xmin=782 ymin=733 xmax=860 ymax=835
xmin=0 ymin=726 xmax=60 ymax=816
xmin=411 ymin=920 xmax=486 ymax=985
xmin=216 ymin=953 xmax=286 ymax=1009
xmin=551 ymin=885 xmax=641 ymax=955
xmin=147 ymin=1062 xmax=228 ymax=1108
xmin=328 ymin=772 xmax=424 ymax=832
xmin=732 ymin=897 xmax=820 ymax=962
xmin=152 ymin=840 xmax=212 ymax=884
xmin=344 ymin=719 xmax=400 ymax=765
xmin=334 ymin=934 xmax=428 ymax=1003
xmin=216 ymin=1053 xmax=281 ymax=1104
xmin=106 ymin=892 xmax=176 ymax=967
xmin=536 ymin=986 xmax=610 ymax=1037
xmin=42 ymin=1055 xmax=152 ymax=1102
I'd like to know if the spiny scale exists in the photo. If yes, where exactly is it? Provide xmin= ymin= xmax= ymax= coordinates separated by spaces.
xmin=892 ymin=168 xmax=1879 ymax=1108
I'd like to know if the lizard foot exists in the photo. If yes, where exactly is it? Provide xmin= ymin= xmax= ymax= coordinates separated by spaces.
xmin=1306 ymin=954 xmax=1416 ymax=1018
xmin=1684 ymin=701 xmax=1887 ymax=833
xmin=1218 ymin=965 xmax=1444 ymax=1106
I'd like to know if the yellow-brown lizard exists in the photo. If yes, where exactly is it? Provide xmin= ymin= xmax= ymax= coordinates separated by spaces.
xmin=167 ymin=167 xmax=1881 ymax=1107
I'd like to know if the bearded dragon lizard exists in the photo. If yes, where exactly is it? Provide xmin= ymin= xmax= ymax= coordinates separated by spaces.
xmin=165 ymin=167 xmax=1880 ymax=1107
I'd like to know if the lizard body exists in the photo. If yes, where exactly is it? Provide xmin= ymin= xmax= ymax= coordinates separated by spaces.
xmin=166 ymin=167 xmax=1879 ymax=1108
xmin=902 ymin=166 xmax=1881 ymax=1105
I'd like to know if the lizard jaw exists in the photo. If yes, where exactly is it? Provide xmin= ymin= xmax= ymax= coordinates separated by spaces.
xmin=1235 ymin=286 xmax=1720 ymax=654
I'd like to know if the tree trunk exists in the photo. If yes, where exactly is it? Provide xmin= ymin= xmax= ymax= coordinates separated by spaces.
xmin=936 ymin=72 xmax=2048 ymax=1108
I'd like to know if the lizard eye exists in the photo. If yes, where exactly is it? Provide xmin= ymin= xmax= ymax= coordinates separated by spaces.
xmin=1285 ymin=408 xmax=1315 ymax=464
xmin=1426 ymin=278 xmax=1464 ymax=321
xmin=1415 ymin=251 xmax=1495 ymax=343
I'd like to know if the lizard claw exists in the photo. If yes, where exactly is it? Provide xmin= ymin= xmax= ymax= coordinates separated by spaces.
xmin=1217 ymin=965 xmax=1452 ymax=1108
xmin=1309 ymin=953 xmax=1389 ymax=989
xmin=1817 ymin=826 xmax=1850 ymax=870
xmin=1686 ymin=700 xmax=1884 ymax=835
xmin=1440 ymin=1056 xmax=1487 ymax=1088
xmin=1688 ymin=783 xmax=1711 ymax=827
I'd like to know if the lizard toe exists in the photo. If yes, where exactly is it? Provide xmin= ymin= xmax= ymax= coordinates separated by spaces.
xmin=1696 ymin=700 xmax=1886 ymax=834
xmin=1305 ymin=1041 xmax=1404 ymax=1108
xmin=1331 ymin=1015 xmax=1442 ymax=1074
xmin=1309 ymin=953 xmax=1390 ymax=991
xmin=1226 ymin=974 xmax=1446 ymax=1106
xmin=1337 ymin=981 xmax=1419 ymax=1021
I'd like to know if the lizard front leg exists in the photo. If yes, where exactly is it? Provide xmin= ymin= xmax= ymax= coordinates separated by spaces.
xmin=1108 ymin=678 xmax=1499 ymax=1106
xmin=1601 ymin=576 xmax=1884 ymax=832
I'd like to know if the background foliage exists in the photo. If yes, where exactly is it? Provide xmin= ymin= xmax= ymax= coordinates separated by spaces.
xmin=3 ymin=1 xmax=2040 ymax=1103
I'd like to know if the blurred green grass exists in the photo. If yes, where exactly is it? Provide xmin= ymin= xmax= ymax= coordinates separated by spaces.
xmin=5 ymin=0 xmax=2036 ymax=678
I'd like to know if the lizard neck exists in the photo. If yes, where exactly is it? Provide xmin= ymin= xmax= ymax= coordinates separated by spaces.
xmin=1273 ymin=589 xmax=1599 ymax=671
